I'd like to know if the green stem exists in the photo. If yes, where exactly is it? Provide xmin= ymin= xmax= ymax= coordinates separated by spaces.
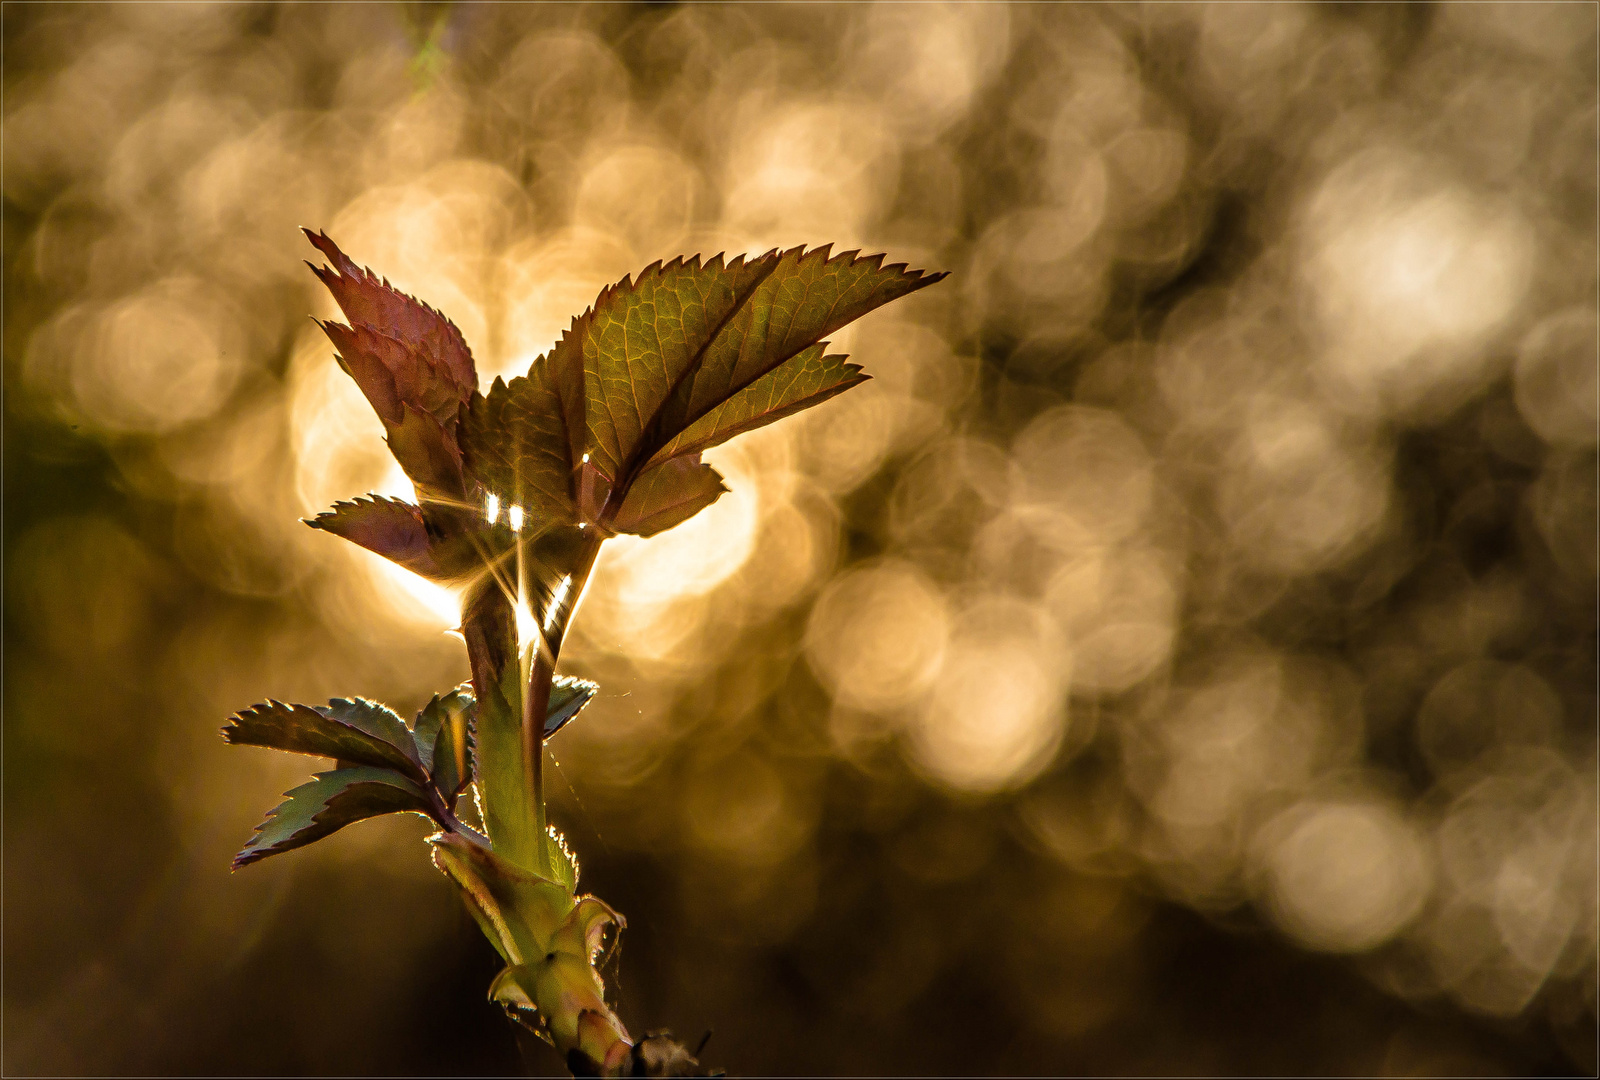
xmin=461 ymin=531 xmax=602 ymax=875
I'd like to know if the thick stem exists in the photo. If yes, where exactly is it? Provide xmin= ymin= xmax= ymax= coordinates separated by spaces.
xmin=523 ymin=646 xmax=554 ymax=873
xmin=524 ymin=536 xmax=601 ymax=875
xmin=462 ymin=572 xmax=538 ymax=867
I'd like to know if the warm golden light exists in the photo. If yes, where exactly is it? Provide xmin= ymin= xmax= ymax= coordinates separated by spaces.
xmin=6 ymin=4 xmax=1589 ymax=1072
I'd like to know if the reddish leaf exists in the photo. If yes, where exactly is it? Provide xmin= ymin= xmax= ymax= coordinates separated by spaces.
xmin=306 ymin=495 xmax=443 ymax=580
xmin=385 ymin=403 xmax=466 ymax=501
xmin=303 ymin=228 xmax=476 ymax=402
xmin=459 ymin=363 xmax=575 ymax=531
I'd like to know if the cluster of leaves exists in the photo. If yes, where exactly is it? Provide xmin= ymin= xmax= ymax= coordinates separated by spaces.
xmin=302 ymin=228 xmax=947 ymax=605
xmin=224 ymin=678 xmax=595 ymax=868
xmin=223 ymin=229 xmax=945 ymax=1075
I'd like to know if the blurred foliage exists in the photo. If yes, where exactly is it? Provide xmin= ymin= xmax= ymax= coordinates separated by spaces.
xmin=3 ymin=2 xmax=1595 ymax=1075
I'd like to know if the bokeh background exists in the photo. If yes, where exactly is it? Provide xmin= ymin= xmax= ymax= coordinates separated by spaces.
xmin=4 ymin=2 xmax=1596 ymax=1075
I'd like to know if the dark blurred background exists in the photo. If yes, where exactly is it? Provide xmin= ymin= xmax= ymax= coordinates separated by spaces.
xmin=3 ymin=2 xmax=1596 ymax=1075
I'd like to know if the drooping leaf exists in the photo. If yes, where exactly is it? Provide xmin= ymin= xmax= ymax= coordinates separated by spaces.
xmin=232 ymin=766 xmax=433 ymax=869
xmin=544 ymin=675 xmax=598 ymax=739
xmin=223 ymin=699 xmax=424 ymax=782
xmin=305 ymin=495 xmax=444 ymax=580
xmin=609 ymin=453 xmax=727 ymax=538
xmin=647 ymin=343 xmax=867 ymax=463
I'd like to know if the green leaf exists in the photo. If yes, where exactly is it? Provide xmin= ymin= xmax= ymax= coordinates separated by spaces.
xmin=648 ymin=245 xmax=944 ymax=459
xmin=544 ymin=675 xmax=598 ymax=739
xmin=223 ymin=699 xmax=424 ymax=782
xmin=547 ymin=825 xmax=579 ymax=895
xmin=232 ymin=766 xmax=433 ymax=869
xmin=305 ymin=495 xmax=444 ymax=580
xmin=414 ymin=688 xmax=475 ymax=802
xmin=429 ymin=832 xmax=575 ymax=965
xmin=647 ymin=343 xmax=867 ymax=463
xmin=546 ymin=253 xmax=780 ymax=488
xmin=610 ymin=453 xmax=727 ymax=538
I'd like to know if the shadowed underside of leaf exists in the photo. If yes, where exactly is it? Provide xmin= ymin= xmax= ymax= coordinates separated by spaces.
xmin=610 ymin=452 xmax=727 ymax=538
xmin=544 ymin=675 xmax=598 ymax=739
xmin=648 ymin=342 xmax=866 ymax=463
xmin=232 ymin=766 xmax=433 ymax=869
xmin=223 ymin=698 xmax=424 ymax=781
xmin=306 ymin=495 xmax=443 ymax=579
xmin=460 ymin=362 xmax=575 ymax=530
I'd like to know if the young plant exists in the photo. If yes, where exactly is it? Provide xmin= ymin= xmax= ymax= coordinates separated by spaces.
xmin=224 ymin=229 xmax=946 ymax=1076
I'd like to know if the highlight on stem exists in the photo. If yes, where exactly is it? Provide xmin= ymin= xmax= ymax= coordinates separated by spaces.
xmin=221 ymin=228 xmax=946 ymax=1076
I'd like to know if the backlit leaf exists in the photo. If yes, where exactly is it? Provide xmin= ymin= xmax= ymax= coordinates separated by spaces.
xmin=232 ymin=766 xmax=433 ymax=869
xmin=460 ymin=364 xmax=575 ymax=530
xmin=305 ymin=231 xmax=471 ymax=502
xmin=648 ymin=342 xmax=866 ymax=463
xmin=609 ymin=453 xmax=727 ymax=538
xmin=414 ymin=688 xmax=475 ymax=802
xmin=546 ymin=253 xmax=778 ymax=486
xmin=223 ymin=698 xmax=424 ymax=781
xmin=649 ymin=245 xmax=944 ymax=456
xmin=305 ymin=495 xmax=443 ymax=580
xmin=544 ymin=675 xmax=598 ymax=739
xmin=304 ymin=228 xmax=476 ymax=407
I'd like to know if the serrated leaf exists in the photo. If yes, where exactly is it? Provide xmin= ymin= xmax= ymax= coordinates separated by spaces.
xmin=460 ymin=363 xmax=575 ymax=530
xmin=610 ymin=453 xmax=726 ymax=538
xmin=318 ymin=319 xmax=465 ymax=429
xmin=305 ymin=495 xmax=444 ymax=580
xmin=649 ymin=245 xmax=945 ymax=457
xmin=223 ymin=699 xmax=425 ymax=781
xmin=415 ymin=688 xmax=475 ymax=802
xmin=648 ymin=343 xmax=867 ymax=463
xmin=544 ymin=253 xmax=779 ymax=487
xmin=385 ymin=402 xmax=466 ymax=501
xmin=232 ymin=766 xmax=433 ymax=869
xmin=547 ymin=825 xmax=579 ymax=894
xmin=306 ymin=231 xmax=473 ymax=502
xmin=304 ymin=228 xmax=476 ymax=405
xmin=544 ymin=675 xmax=598 ymax=739
xmin=324 ymin=696 xmax=422 ymax=769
